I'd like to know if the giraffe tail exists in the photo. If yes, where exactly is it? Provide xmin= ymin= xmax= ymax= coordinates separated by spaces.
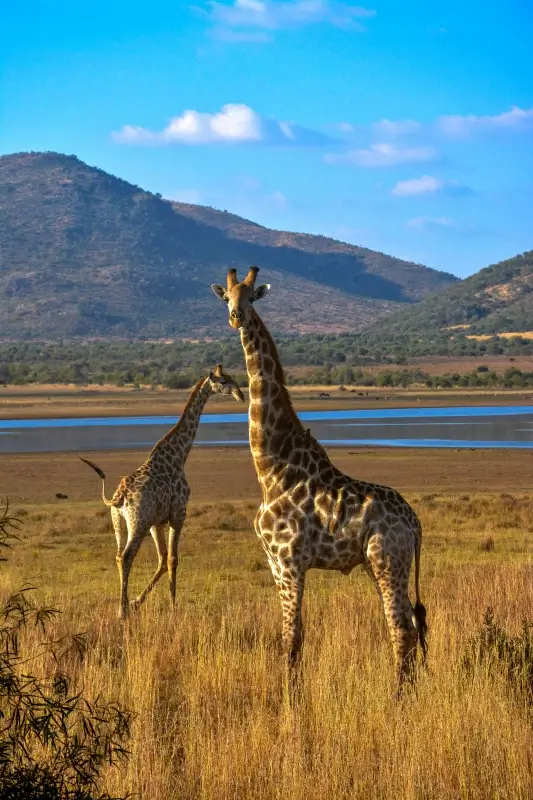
xmin=79 ymin=457 xmax=120 ymax=507
xmin=413 ymin=529 xmax=428 ymax=664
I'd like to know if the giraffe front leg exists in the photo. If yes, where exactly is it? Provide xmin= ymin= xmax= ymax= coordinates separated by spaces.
xmin=269 ymin=556 xmax=306 ymax=685
xmin=131 ymin=524 xmax=168 ymax=611
xmin=168 ymin=507 xmax=186 ymax=608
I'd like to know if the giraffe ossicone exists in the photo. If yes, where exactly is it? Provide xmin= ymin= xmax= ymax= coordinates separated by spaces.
xmin=82 ymin=365 xmax=244 ymax=620
xmin=211 ymin=267 xmax=427 ymax=694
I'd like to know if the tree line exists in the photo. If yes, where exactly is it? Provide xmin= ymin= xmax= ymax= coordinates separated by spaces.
xmin=0 ymin=339 xmax=532 ymax=389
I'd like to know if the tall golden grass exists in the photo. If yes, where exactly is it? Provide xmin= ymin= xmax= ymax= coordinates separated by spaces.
xmin=3 ymin=493 xmax=533 ymax=799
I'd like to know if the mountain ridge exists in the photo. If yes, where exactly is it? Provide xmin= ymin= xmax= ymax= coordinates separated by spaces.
xmin=0 ymin=151 xmax=457 ymax=340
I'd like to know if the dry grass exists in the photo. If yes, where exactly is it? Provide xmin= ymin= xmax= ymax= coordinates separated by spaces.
xmin=3 ymin=492 xmax=533 ymax=799
xmin=466 ymin=331 xmax=533 ymax=341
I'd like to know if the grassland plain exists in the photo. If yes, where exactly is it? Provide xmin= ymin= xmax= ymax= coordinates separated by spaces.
xmin=2 ymin=449 xmax=533 ymax=798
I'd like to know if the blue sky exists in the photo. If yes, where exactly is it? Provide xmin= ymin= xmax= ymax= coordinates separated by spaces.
xmin=2 ymin=0 xmax=532 ymax=277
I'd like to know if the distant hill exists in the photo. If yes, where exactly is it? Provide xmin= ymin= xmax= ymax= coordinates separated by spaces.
xmin=0 ymin=151 xmax=457 ymax=340
xmin=362 ymin=250 xmax=533 ymax=345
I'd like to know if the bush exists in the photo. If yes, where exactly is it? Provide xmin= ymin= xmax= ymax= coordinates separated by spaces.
xmin=0 ymin=505 xmax=131 ymax=800
xmin=463 ymin=608 xmax=533 ymax=704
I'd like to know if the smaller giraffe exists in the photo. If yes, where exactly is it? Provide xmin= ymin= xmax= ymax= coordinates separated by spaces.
xmin=82 ymin=365 xmax=244 ymax=619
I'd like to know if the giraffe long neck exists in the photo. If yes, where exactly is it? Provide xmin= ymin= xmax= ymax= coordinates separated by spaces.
xmin=151 ymin=377 xmax=212 ymax=465
xmin=240 ymin=311 xmax=306 ymax=481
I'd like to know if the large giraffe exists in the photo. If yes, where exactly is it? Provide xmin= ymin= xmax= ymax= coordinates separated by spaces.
xmin=212 ymin=268 xmax=427 ymax=693
xmin=82 ymin=365 xmax=244 ymax=619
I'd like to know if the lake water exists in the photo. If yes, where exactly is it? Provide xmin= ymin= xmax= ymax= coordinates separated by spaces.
xmin=0 ymin=405 xmax=532 ymax=453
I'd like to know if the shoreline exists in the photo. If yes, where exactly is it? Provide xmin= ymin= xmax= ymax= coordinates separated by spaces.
xmin=1 ymin=385 xmax=532 ymax=420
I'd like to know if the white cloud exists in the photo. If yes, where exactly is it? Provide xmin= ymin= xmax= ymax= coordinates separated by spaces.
xmin=391 ymin=175 xmax=444 ymax=196
xmin=437 ymin=106 xmax=533 ymax=138
xmin=374 ymin=118 xmax=421 ymax=136
xmin=324 ymin=104 xmax=532 ymax=175
xmin=204 ymin=0 xmax=376 ymax=39
xmin=407 ymin=216 xmax=454 ymax=230
xmin=114 ymin=104 xmax=261 ymax=145
xmin=113 ymin=103 xmax=333 ymax=146
xmin=325 ymin=142 xmax=435 ymax=167
xmin=334 ymin=105 xmax=533 ymax=146
xmin=391 ymin=175 xmax=474 ymax=197
xmin=364 ymin=106 xmax=533 ymax=141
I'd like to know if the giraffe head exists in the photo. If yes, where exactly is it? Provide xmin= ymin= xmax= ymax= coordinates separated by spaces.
xmin=211 ymin=267 xmax=270 ymax=329
xmin=208 ymin=364 xmax=245 ymax=403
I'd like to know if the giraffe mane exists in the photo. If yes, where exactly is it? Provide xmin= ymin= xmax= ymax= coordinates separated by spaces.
xmin=250 ymin=311 xmax=334 ymax=462
xmin=250 ymin=310 xmax=304 ymax=432
xmin=151 ymin=378 xmax=205 ymax=452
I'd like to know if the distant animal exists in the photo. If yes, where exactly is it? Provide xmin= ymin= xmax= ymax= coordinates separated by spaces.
xmin=211 ymin=267 xmax=427 ymax=696
xmin=55 ymin=493 xmax=68 ymax=500
xmin=318 ymin=392 xmax=330 ymax=398
xmin=81 ymin=365 xmax=244 ymax=620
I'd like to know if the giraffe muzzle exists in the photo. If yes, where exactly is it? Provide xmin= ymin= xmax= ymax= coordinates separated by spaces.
xmin=230 ymin=309 xmax=244 ymax=328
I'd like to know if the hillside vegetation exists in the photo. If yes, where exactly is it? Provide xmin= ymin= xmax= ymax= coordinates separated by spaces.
xmin=364 ymin=251 xmax=533 ymax=345
xmin=0 ymin=151 xmax=455 ymax=340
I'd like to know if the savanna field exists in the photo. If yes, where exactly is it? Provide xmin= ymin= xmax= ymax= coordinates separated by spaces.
xmin=2 ymin=449 xmax=533 ymax=799
xmin=3 ymin=4 xmax=533 ymax=797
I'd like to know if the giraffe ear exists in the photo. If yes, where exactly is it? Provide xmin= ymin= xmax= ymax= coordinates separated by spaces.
xmin=251 ymin=284 xmax=270 ymax=303
xmin=211 ymin=284 xmax=228 ymax=302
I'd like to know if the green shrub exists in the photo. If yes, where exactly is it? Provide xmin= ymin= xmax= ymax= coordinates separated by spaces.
xmin=0 ymin=505 xmax=131 ymax=800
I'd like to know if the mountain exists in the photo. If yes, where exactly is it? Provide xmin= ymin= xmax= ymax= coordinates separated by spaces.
xmin=0 ymin=151 xmax=457 ymax=340
xmin=362 ymin=250 xmax=533 ymax=344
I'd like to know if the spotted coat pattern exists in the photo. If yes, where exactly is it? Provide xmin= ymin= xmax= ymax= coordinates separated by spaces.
xmin=83 ymin=366 xmax=244 ymax=619
xmin=212 ymin=269 xmax=427 ymax=693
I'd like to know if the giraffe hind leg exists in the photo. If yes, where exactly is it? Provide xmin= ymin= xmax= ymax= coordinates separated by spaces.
xmin=130 ymin=524 xmax=168 ymax=611
xmin=366 ymin=534 xmax=418 ymax=696
xmin=111 ymin=507 xmax=127 ymax=618
xmin=168 ymin=508 xmax=187 ymax=608
xmin=111 ymin=506 xmax=126 ymax=558
xmin=117 ymin=518 xmax=150 ymax=621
